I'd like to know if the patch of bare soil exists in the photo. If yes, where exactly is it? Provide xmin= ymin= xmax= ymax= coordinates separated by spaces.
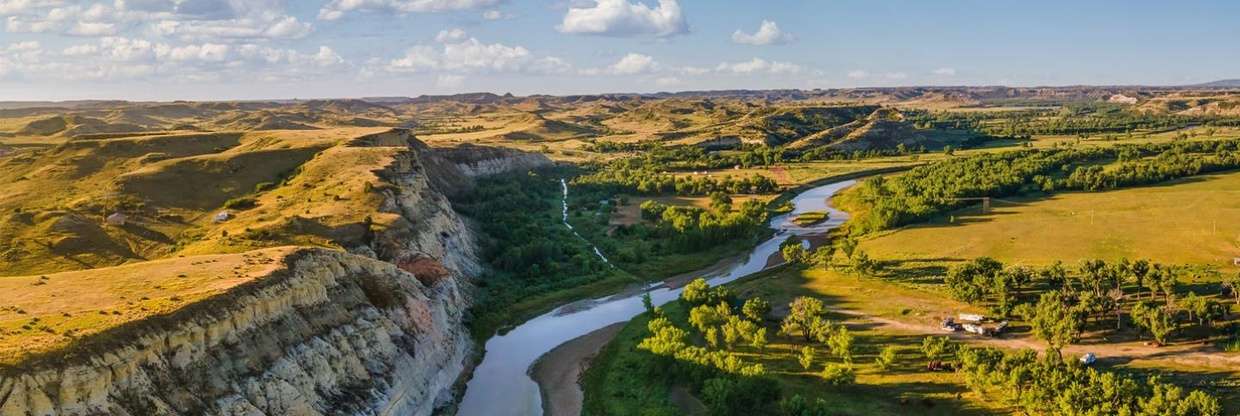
xmin=530 ymin=323 xmax=626 ymax=416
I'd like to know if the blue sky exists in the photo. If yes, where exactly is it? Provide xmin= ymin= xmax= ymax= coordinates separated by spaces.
xmin=0 ymin=0 xmax=1237 ymax=100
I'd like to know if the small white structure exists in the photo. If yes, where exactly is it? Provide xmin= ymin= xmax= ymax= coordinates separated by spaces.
xmin=958 ymin=313 xmax=985 ymax=323
xmin=105 ymin=212 xmax=127 ymax=226
xmin=1080 ymin=353 xmax=1097 ymax=366
xmin=962 ymin=323 xmax=987 ymax=336
xmin=1233 ymin=257 xmax=1240 ymax=266
xmin=213 ymin=211 xmax=233 ymax=223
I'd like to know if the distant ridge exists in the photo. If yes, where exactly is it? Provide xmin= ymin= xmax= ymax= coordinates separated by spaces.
xmin=1187 ymin=79 xmax=1240 ymax=88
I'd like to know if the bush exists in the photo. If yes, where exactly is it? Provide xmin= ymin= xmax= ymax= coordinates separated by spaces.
xmin=223 ymin=197 xmax=257 ymax=210
xmin=876 ymin=345 xmax=898 ymax=370
xmin=819 ymin=364 xmax=855 ymax=385
xmin=699 ymin=377 xmax=781 ymax=416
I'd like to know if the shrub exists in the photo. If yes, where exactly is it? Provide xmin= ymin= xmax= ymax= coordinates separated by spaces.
xmin=223 ymin=197 xmax=257 ymax=210
xmin=876 ymin=345 xmax=898 ymax=370
xmin=819 ymin=364 xmax=855 ymax=385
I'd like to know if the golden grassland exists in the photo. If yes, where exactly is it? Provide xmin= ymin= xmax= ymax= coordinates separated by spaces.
xmin=0 ymin=246 xmax=295 ymax=365
xmin=859 ymin=170 xmax=1240 ymax=267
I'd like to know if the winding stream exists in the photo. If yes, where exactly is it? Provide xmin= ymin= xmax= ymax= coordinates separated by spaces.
xmin=457 ymin=179 xmax=857 ymax=416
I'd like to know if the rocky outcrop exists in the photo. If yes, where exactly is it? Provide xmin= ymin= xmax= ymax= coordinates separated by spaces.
xmin=0 ymin=249 xmax=470 ymax=416
xmin=0 ymin=130 xmax=547 ymax=416
xmin=433 ymin=143 xmax=553 ymax=178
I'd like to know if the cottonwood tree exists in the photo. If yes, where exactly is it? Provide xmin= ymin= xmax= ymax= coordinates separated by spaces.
xmin=799 ymin=346 xmax=816 ymax=370
xmin=826 ymin=325 xmax=855 ymax=365
xmin=1024 ymin=291 xmax=1082 ymax=349
xmin=741 ymin=297 xmax=771 ymax=322
xmin=781 ymin=296 xmax=826 ymax=341
xmin=921 ymin=336 xmax=950 ymax=362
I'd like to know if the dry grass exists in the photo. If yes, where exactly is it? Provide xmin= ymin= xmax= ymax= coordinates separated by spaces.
xmin=860 ymin=170 xmax=1240 ymax=267
xmin=0 ymin=246 xmax=296 ymax=364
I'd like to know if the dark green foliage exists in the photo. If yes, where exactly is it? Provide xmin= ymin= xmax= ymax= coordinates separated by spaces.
xmin=848 ymin=139 xmax=1240 ymax=233
xmin=701 ymin=377 xmax=781 ymax=416
xmin=957 ymin=347 xmax=1221 ymax=415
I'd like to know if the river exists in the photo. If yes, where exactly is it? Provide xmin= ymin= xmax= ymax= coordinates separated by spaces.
xmin=456 ymin=179 xmax=857 ymax=416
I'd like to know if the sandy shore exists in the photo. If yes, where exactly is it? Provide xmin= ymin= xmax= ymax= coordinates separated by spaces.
xmin=529 ymin=322 xmax=626 ymax=416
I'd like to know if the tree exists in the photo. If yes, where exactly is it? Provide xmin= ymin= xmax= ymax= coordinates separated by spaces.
xmin=750 ymin=327 xmax=768 ymax=352
xmin=837 ymin=236 xmax=858 ymax=259
xmin=781 ymin=240 xmax=809 ymax=264
xmin=819 ymin=364 xmax=855 ymax=385
xmin=641 ymin=292 xmax=654 ymax=315
xmin=827 ymin=325 xmax=855 ymax=365
xmin=1026 ymin=291 xmax=1082 ymax=349
xmin=799 ymin=346 xmax=816 ymax=370
xmin=782 ymin=296 xmax=826 ymax=341
xmin=875 ymin=345 xmax=898 ymax=371
xmin=742 ymin=297 xmax=771 ymax=322
xmin=709 ymin=192 xmax=733 ymax=214
xmin=921 ymin=336 xmax=950 ymax=362
xmin=682 ymin=278 xmax=711 ymax=305
xmin=1132 ymin=301 xmax=1174 ymax=345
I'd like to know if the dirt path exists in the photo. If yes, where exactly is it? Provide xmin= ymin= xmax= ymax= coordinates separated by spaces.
xmin=529 ymin=323 xmax=626 ymax=416
xmin=834 ymin=308 xmax=1240 ymax=371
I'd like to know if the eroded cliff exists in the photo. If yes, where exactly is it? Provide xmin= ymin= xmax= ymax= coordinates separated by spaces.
xmin=0 ymin=129 xmax=550 ymax=416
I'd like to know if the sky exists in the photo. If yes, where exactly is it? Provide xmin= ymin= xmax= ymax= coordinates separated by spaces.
xmin=0 ymin=0 xmax=1237 ymax=101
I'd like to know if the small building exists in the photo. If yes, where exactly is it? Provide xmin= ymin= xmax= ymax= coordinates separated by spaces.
xmin=105 ymin=212 xmax=127 ymax=226
xmin=213 ymin=211 xmax=233 ymax=223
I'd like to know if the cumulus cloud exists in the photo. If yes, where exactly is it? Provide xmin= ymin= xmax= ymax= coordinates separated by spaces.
xmin=558 ymin=0 xmax=687 ymax=38
xmin=319 ymin=0 xmax=504 ymax=20
xmin=731 ymin=20 xmax=792 ymax=46
xmin=582 ymin=52 xmax=657 ymax=75
xmin=387 ymin=29 xmax=570 ymax=75
xmin=714 ymin=58 xmax=802 ymax=75
xmin=933 ymin=67 xmax=956 ymax=76
xmin=0 ymin=36 xmax=347 ymax=82
xmin=1 ymin=0 xmax=312 ymax=40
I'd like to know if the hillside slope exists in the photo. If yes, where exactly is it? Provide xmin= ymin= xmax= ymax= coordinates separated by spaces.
xmin=0 ymin=128 xmax=552 ymax=415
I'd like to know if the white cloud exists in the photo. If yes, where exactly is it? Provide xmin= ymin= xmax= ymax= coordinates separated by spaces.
xmin=1 ymin=36 xmax=347 ymax=82
xmin=435 ymin=28 xmax=467 ymax=43
xmin=481 ymin=9 xmax=509 ymax=20
xmin=715 ymin=58 xmax=801 ymax=75
xmin=884 ymin=72 xmax=907 ymax=80
xmin=654 ymin=76 xmax=679 ymax=87
xmin=731 ymin=20 xmax=792 ymax=46
xmin=2 ymin=1 xmax=312 ymax=40
xmin=318 ymin=0 xmax=504 ymax=20
xmin=387 ymin=29 xmax=569 ymax=75
xmin=436 ymin=73 xmax=465 ymax=88
xmin=847 ymin=70 xmax=868 ymax=79
xmin=558 ymin=0 xmax=687 ymax=38
xmin=933 ymin=67 xmax=956 ymax=76
xmin=151 ymin=15 xmax=312 ymax=40
xmin=582 ymin=52 xmax=656 ymax=75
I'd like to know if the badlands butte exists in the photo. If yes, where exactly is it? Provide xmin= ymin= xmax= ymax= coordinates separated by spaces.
xmin=1 ymin=85 xmax=1240 ymax=415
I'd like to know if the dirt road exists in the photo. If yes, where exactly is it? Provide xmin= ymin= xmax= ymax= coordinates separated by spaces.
xmin=835 ymin=308 xmax=1240 ymax=371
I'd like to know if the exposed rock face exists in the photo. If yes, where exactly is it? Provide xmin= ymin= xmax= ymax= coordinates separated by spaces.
xmin=0 ymin=249 xmax=471 ymax=416
xmin=0 ymin=131 xmax=547 ymax=416
xmin=434 ymin=143 xmax=553 ymax=179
